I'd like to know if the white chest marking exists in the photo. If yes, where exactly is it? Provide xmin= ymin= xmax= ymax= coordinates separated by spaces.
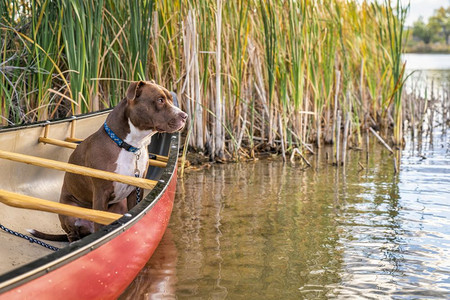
xmin=110 ymin=120 xmax=155 ymax=204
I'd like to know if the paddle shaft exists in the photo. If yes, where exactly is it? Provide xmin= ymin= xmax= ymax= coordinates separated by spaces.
xmin=0 ymin=149 xmax=157 ymax=190
xmin=0 ymin=189 xmax=122 ymax=225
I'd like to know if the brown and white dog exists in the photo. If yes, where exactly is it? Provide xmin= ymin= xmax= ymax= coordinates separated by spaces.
xmin=31 ymin=81 xmax=187 ymax=242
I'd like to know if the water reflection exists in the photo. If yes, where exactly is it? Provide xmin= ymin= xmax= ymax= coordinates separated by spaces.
xmin=120 ymin=229 xmax=178 ymax=300
xmin=170 ymin=158 xmax=348 ymax=299
xmin=122 ymin=129 xmax=450 ymax=299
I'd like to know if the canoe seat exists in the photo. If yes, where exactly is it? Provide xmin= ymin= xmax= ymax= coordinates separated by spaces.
xmin=38 ymin=137 xmax=77 ymax=149
xmin=38 ymin=136 xmax=168 ymax=168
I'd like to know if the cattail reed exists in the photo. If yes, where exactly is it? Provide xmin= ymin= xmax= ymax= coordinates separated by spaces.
xmin=1 ymin=0 xmax=409 ymax=162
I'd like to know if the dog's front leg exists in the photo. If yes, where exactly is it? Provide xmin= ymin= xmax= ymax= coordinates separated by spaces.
xmin=126 ymin=189 xmax=137 ymax=210
xmin=92 ymin=185 xmax=112 ymax=232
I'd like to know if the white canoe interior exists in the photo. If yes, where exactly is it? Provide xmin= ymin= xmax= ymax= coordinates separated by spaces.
xmin=0 ymin=112 xmax=164 ymax=275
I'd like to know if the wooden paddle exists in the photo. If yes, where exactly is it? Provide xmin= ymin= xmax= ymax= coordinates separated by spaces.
xmin=0 ymin=189 xmax=122 ymax=225
xmin=0 ymin=149 xmax=157 ymax=190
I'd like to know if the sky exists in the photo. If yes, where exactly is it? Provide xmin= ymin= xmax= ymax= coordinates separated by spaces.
xmin=401 ymin=0 xmax=449 ymax=26
xmin=357 ymin=0 xmax=449 ymax=27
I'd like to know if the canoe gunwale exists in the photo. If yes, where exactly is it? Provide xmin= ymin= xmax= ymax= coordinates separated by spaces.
xmin=0 ymin=112 xmax=180 ymax=294
xmin=0 ymin=109 xmax=111 ymax=133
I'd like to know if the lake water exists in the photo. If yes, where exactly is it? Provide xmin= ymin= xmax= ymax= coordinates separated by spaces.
xmin=402 ymin=53 xmax=450 ymax=96
xmin=403 ymin=53 xmax=450 ymax=71
xmin=121 ymin=54 xmax=450 ymax=299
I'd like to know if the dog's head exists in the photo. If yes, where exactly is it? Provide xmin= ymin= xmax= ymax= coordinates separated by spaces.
xmin=125 ymin=81 xmax=187 ymax=133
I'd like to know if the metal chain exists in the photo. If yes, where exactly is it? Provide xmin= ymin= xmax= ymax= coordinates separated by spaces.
xmin=134 ymin=150 xmax=142 ymax=203
xmin=135 ymin=180 xmax=142 ymax=203
xmin=0 ymin=223 xmax=59 ymax=251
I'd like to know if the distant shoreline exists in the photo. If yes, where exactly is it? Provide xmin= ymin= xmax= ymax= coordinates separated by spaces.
xmin=405 ymin=42 xmax=450 ymax=54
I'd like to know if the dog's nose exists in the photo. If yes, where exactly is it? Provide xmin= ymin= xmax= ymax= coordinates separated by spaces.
xmin=180 ymin=112 xmax=188 ymax=121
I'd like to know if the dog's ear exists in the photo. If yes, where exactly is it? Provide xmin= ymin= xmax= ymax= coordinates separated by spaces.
xmin=126 ymin=81 xmax=145 ymax=101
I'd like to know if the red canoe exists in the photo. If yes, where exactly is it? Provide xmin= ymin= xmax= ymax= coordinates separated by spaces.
xmin=0 ymin=109 xmax=179 ymax=299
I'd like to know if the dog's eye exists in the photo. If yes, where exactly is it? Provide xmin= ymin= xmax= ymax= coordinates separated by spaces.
xmin=157 ymin=98 xmax=164 ymax=104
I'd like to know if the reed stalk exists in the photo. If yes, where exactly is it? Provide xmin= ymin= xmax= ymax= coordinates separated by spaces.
xmin=182 ymin=9 xmax=204 ymax=150
xmin=128 ymin=0 xmax=154 ymax=81
xmin=214 ymin=0 xmax=224 ymax=159
xmin=386 ymin=0 xmax=409 ymax=147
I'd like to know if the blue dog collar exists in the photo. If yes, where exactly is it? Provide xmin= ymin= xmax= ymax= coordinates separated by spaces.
xmin=103 ymin=122 xmax=140 ymax=153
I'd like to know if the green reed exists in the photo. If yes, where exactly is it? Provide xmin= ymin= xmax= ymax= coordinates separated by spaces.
xmin=1 ymin=0 xmax=409 ymax=162
xmin=385 ymin=0 xmax=409 ymax=147
xmin=128 ymin=0 xmax=154 ymax=81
